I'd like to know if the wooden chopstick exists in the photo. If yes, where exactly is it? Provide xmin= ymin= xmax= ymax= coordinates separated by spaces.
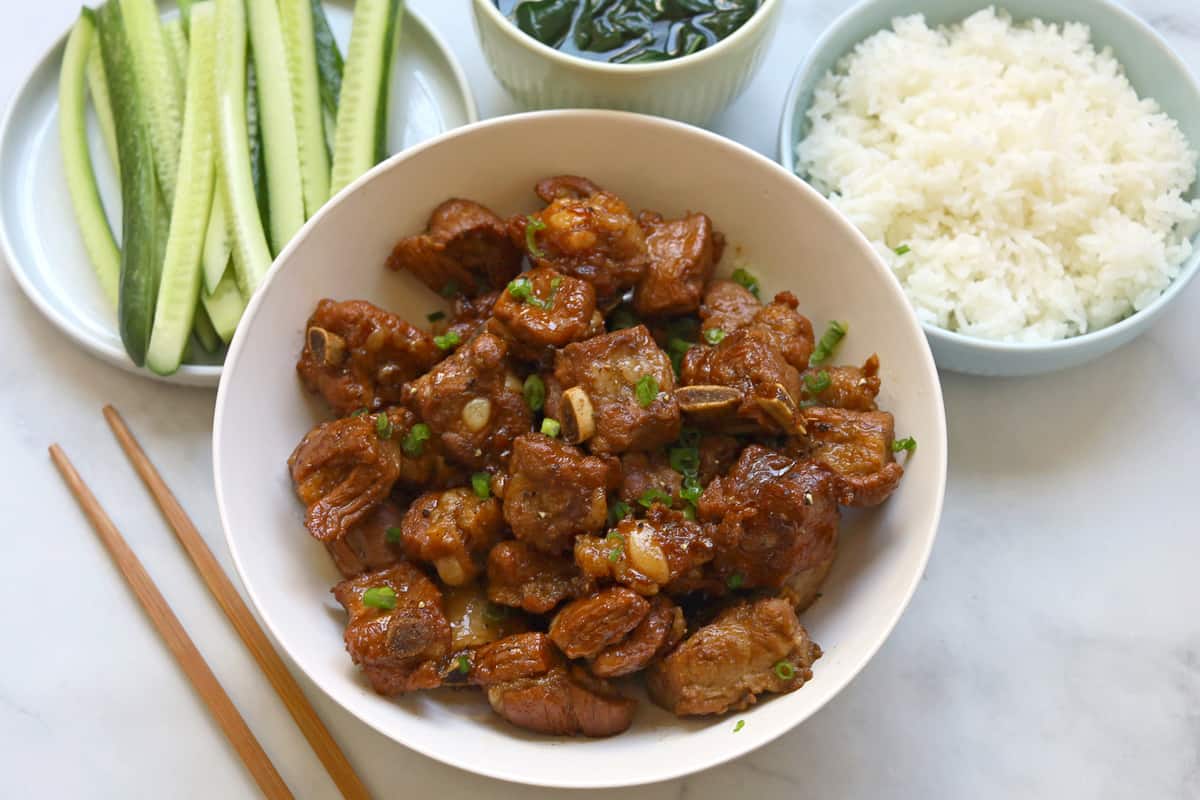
xmin=101 ymin=405 xmax=371 ymax=800
xmin=49 ymin=444 xmax=294 ymax=800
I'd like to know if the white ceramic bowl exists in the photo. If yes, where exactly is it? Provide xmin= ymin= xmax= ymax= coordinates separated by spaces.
xmin=214 ymin=110 xmax=947 ymax=788
xmin=778 ymin=0 xmax=1200 ymax=376
xmin=471 ymin=0 xmax=782 ymax=125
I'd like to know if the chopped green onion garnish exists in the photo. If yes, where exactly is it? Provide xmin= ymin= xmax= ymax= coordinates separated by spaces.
xmin=773 ymin=660 xmax=796 ymax=681
xmin=541 ymin=417 xmax=561 ymax=438
xmin=550 ymin=276 xmax=563 ymax=291
xmin=894 ymin=244 xmax=911 ymax=256
xmin=523 ymin=374 xmax=546 ymax=412
xmin=456 ymin=655 xmax=471 ymax=674
xmin=349 ymin=408 xmax=368 ymax=417
xmin=402 ymin=423 xmax=432 ymax=457
xmin=440 ymin=280 xmax=459 ymax=298
xmin=608 ymin=547 xmax=622 ymax=562
xmin=634 ymin=375 xmax=659 ymax=407
xmin=528 ymin=294 xmax=552 ymax=311
xmin=607 ymin=500 xmax=631 ymax=525
xmin=733 ymin=720 xmax=745 ymax=733
xmin=804 ymin=370 xmax=831 ymax=394
xmin=703 ymin=327 xmax=726 ymax=345
xmin=638 ymin=488 xmax=672 ymax=509
xmin=525 ymin=215 xmax=547 ymax=258
xmin=434 ymin=330 xmax=461 ymax=351
xmin=362 ymin=586 xmax=397 ymax=610
xmin=385 ymin=526 xmax=402 ymax=544
xmin=680 ymin=476 xmax=702 ymax=505
xmin=727 ymin=572 xmax=745 ymax=590
xmin=482 ymin=603 xmax=509 ymax=623
xmin=507 ymin=276 xmax=533 ymax=302
xmin=682 ymin=505 xmax=696 ymax=520
xmin=731 ymin=268 xmax=760 ymax=298
xmin=809 ymin=321 xmax=847 ymax=366
xmin=375 ymin=414 xmax=393 ymax=440
xmin=669 ymin=447 xmax=700 ymax=477
xmin=892 ymin=436 xmax=917 ymax=454
xmin=606 ymin=531 xmax=624 ymax=544
xmin=426 ymin=310 xmax=446 ymax=323
xmin=471 ymin=472 xmax=492 ymax=499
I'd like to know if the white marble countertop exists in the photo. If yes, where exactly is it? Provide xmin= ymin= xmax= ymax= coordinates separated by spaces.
xmin=2 ymin=1 xmax=1198 ymax=797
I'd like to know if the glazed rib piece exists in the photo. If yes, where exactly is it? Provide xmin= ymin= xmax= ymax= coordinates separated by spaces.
xmin=332 ymin=563 xmax=452 ymax=696
xmin=298 ymin=299 xmax=441 ymax=416
xmin=647 ymin=598 xmax=821 ymax=716
xmin=487 ymin=540 xmax=595 ymax=614
xmin=633 ymin=211 xmax=723 ymax=317
xmin=387 ymin=199 xmax=523 ymax=297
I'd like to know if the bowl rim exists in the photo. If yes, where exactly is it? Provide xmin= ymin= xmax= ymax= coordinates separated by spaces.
xmin=471 ymin=0 xmax=780 ymax=75
xmin=775 ymin=0 xmax=1200 ymax=357
xmin=214 ymin=108 xmax=947 ymax=787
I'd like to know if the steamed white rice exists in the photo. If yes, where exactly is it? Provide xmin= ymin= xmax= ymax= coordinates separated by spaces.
xmin=796 ymin=8 xmax=1200 ymax=342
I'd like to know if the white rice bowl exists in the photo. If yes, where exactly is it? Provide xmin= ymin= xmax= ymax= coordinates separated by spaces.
xmin=796 ymin=7 xmax=1200 ymax=343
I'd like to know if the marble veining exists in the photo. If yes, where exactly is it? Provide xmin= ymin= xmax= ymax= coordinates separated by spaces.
xmin=1 ymin=0 xmax=1198 ymax=797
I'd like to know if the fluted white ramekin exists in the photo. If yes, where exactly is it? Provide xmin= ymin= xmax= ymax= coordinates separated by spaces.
xmin=472 ymin=0 xmax=782 ymax=125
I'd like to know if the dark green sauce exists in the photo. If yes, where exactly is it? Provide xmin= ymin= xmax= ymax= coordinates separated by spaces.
xmin=495 ymin=0 xmax=763 ymax=64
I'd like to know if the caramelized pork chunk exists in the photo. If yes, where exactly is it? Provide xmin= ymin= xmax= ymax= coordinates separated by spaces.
xmin=515 ymin=177 xmax=648 ymax=301
xmin=554 ymin=325 xmax=680 ymax=454
xmin=404 ymin=332 xmax=532 ymax=470
xmin=549 ymin=587 xmax=651 ymax=660
xmin=752 ymin=291 xmax=815 ymax=372
xmin=502 ymin=433 xmax=617 ymax=554
xmin=697 ymin=434 xmax=742 ymax=485
xmin=700 ymin=279 xmax=762 ymax=336
xmin=491 ymin=267 xmax=598 ymax=359
xmin=698 ymin=445 xmax=839 ymax=591
xmin=646 ymin=598 xmax=820 ymax=716
xmin=617 ymin=451 xmax=682 ymax=507
xmin=633 ymin=211 xmax=722 ymax=317
xmin=487 ymin=665 xmax=636 ymax=737
xmin=680 ymin=326 xmax=803 ymax=434
xmin=590 ymin=596 xmax=685 ymax=678
xmin=400 ymin=488 xmax=504 ymax=586
xmin=297 ymin=299 xmax=441 ymax=416
xmin=443 ymin=289 xmax=501 ymax=344
xmin=387 ymin=199 xmax=522 ymax=297
xmin=332 ymin=563 xmax=451 ymax=695
xmin=487 ymin=540 xmax=596 ymax=613
xmin=800 ymin=354 xmax=882 ymax=411
xmin=575 ymin=506 xmax=715 ymax=596
xmin=796 ymin=406 xmax=904 ymax=507
xmin=324 ymin=501 xmax=405 ymax=578
xmin=468 ymin=632 xmax=559 ymax=686
xmin=289 ymin=407 xmax=433 ymax=545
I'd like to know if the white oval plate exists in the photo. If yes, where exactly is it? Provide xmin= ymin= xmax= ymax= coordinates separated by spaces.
xmin=0 ymin=1 xmax=477 ymax=388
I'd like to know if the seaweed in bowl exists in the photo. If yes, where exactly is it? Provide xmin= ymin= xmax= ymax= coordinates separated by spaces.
xmin=496 ymin=0 xmax=763 ymax=64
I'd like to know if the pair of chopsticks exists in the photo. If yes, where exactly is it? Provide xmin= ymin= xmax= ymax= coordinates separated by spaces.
xmin=49 ymin=406 xmax=371 ymax=800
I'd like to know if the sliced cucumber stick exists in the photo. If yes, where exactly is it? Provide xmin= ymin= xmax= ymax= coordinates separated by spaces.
xmin=98 ymin=0 xmax=169 ymax=366
xmin=201 ymin=267 xmax=248 ymax=343
xmin=202 ymin=173 xmax=232 ymax=294
xmin=146 ymin=2 xmax=218 ymax=375
xmin=61 ymin=9 xmax=120 ymax=309
xmin=247 ymin=0 xmax=305 ymax=253
xmin=119 ymin=0 xmax=184 ymax=205
xmin=215 ymin=0 xmax=272 ymax=293
xmin=163 ymin=18 xmax=189 ymax=101
xmin=329 ymin=0 xmax=404 ymax=198
xmin=374 ymin=1 xmax=404 ymax=165
xmin=193 ymin=300 xmax=221 ymax=353
xmin=279 ymin=0 xmax=330 ymax=218
xmin=310 ymin=0 xmax=342 ymax=119
xmin=85 ymin=45 xmax=120 ymax=174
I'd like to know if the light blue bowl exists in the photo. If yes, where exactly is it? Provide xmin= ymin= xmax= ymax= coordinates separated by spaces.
xmin=778 ymin=0 xmax=1200 ymax=376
